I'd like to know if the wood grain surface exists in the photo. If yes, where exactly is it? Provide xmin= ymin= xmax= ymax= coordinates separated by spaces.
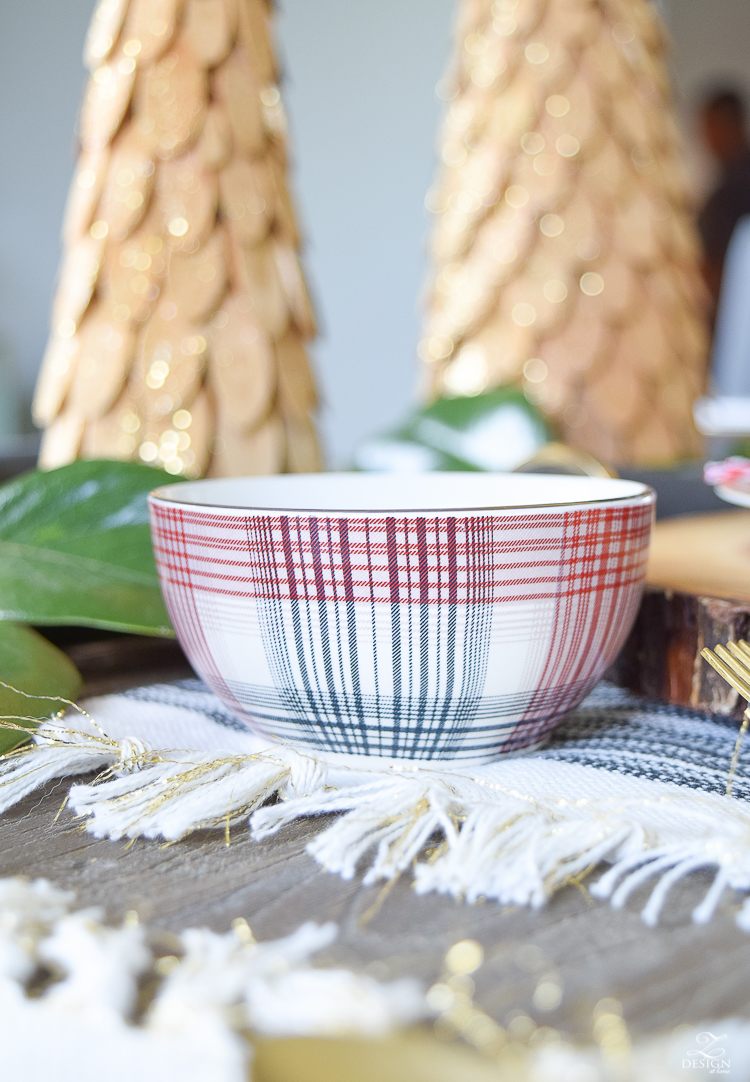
xmin=3 ymin=777 xmax=750 ymax=1039
xmin=2 ymin=640 xmax=750 ymax=1040
xmin=647 ymin=510 xmax=750 ymax=602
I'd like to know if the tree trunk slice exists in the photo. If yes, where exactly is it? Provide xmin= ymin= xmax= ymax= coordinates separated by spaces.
xmin=609 ymin=511 xmax=750 ymax=720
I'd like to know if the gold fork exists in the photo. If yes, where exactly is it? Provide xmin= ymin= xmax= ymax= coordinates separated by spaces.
xmin=701 ymin=640 xmax=750 ymax=796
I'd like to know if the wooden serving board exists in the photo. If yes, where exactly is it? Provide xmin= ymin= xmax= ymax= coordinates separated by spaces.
xmin=646 ymin=510 xmax=750 ymax=601
xmin=609 ymin=511 xmax=750 ymax=719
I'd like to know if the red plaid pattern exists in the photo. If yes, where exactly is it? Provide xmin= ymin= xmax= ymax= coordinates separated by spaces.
xmin=150 ymin=504 xmax=651 ymax=606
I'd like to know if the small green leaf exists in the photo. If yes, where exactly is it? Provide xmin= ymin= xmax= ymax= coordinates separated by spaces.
xmin=359 ymin=388 xmax=552 ymax=473
xmin=0 ymin=459 xmax=180 ymax=636
xmin=0 ymin=622 xmax=83 ymax=755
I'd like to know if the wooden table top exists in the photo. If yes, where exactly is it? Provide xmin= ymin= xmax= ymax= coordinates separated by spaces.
xmin=2 ymin=638 xmax=749 ymax=1042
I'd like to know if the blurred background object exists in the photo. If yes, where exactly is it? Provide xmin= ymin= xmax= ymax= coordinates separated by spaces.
xmin=697 ymin=86 xmax=750 ymax=325
xmin=0 ymin=0 xmax=456 ymax=473
xmin=354 ymin=386 xmax=618 ymax=477
xmin=354 ymin=386 xmax=550 ymax=473
xmin=1 ymin=0 xmax=750 ymax=475
xmin=684 ymin=90 xmax=750 ymax=464
xmin=419 ymin=0 xmax=708 ymax=471
xmin=32 ymin=0 xmax=321 ymax=478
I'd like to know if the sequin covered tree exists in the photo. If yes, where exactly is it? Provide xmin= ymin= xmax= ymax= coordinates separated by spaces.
xmin=419 ymin=0 xmax=708 ymax=466
xmin=34 ymin=0 xmax=321 ymax=478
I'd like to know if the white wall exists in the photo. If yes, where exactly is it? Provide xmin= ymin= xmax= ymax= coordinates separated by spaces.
xmin=0 ymin=1 xmax=92 ymax=435
xmin=276 ymin=0 xmax=454 ymax=465
xmin=0 ymin=1 xmax=749 ymax=461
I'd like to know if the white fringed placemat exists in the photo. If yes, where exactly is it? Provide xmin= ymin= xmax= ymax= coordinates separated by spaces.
xmin=2 ymin=680 xmax=750 ymax=931
xmin=0 ymin=876 xmax=425 ymax=1082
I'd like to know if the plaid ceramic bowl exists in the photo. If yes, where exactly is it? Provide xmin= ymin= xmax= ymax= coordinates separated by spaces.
xmin=149 ymin=473 xmax=654 ymax=762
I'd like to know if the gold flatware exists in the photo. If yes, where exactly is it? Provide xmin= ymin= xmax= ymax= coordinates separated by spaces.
xmin=702 ymin=640 xmax=750 ymax=795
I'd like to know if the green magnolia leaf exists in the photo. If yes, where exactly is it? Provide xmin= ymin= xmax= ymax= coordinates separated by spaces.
xmin=0 ymin=459 xmax=179 ymax=636
xmin=0 ymin=622 xmax=83 ymax=755
xmin=354 ymin=387 xmax=552 ymax=473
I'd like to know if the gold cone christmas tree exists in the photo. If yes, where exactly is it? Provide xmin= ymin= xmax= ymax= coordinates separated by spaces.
xmin=34 ymin=0 xmax=321 ymax=478
xmin=420 ymin=0 xmax=708 ymax=467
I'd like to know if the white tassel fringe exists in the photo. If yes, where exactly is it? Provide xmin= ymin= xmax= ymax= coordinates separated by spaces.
xmin=0 ymin=877 xmax=427 ymax=1082
xmin=4 ymin=719 xmax=750 ymax=931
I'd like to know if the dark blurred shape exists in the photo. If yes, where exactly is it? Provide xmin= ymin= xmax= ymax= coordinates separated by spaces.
xmin=0 ymin=433 xmax=41 ymax=482
xmin=618 ymin=463 xmax=728 ymax=520
xmin=37 ymin=626 xmax=192 ymax=697
xmin=519 ymin=457 xmax=729 ymax=520
xmin=697 ymin=86 xmax=750 ymax=320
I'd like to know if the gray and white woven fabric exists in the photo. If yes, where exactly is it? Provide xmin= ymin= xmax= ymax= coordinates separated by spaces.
xmin=2 ymin=678 xmax=750 ymax=931
xmin=122 ymin=676 xmax=750 ymax=797
xmin=542 ymin=682 xmax=750 ymax=798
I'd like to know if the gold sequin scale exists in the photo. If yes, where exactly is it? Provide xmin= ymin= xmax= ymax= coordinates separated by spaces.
xmin=420 ymin=0 xmax=709 ymax=467
xmin=35 ymin=0 xmax=321 ymax=478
